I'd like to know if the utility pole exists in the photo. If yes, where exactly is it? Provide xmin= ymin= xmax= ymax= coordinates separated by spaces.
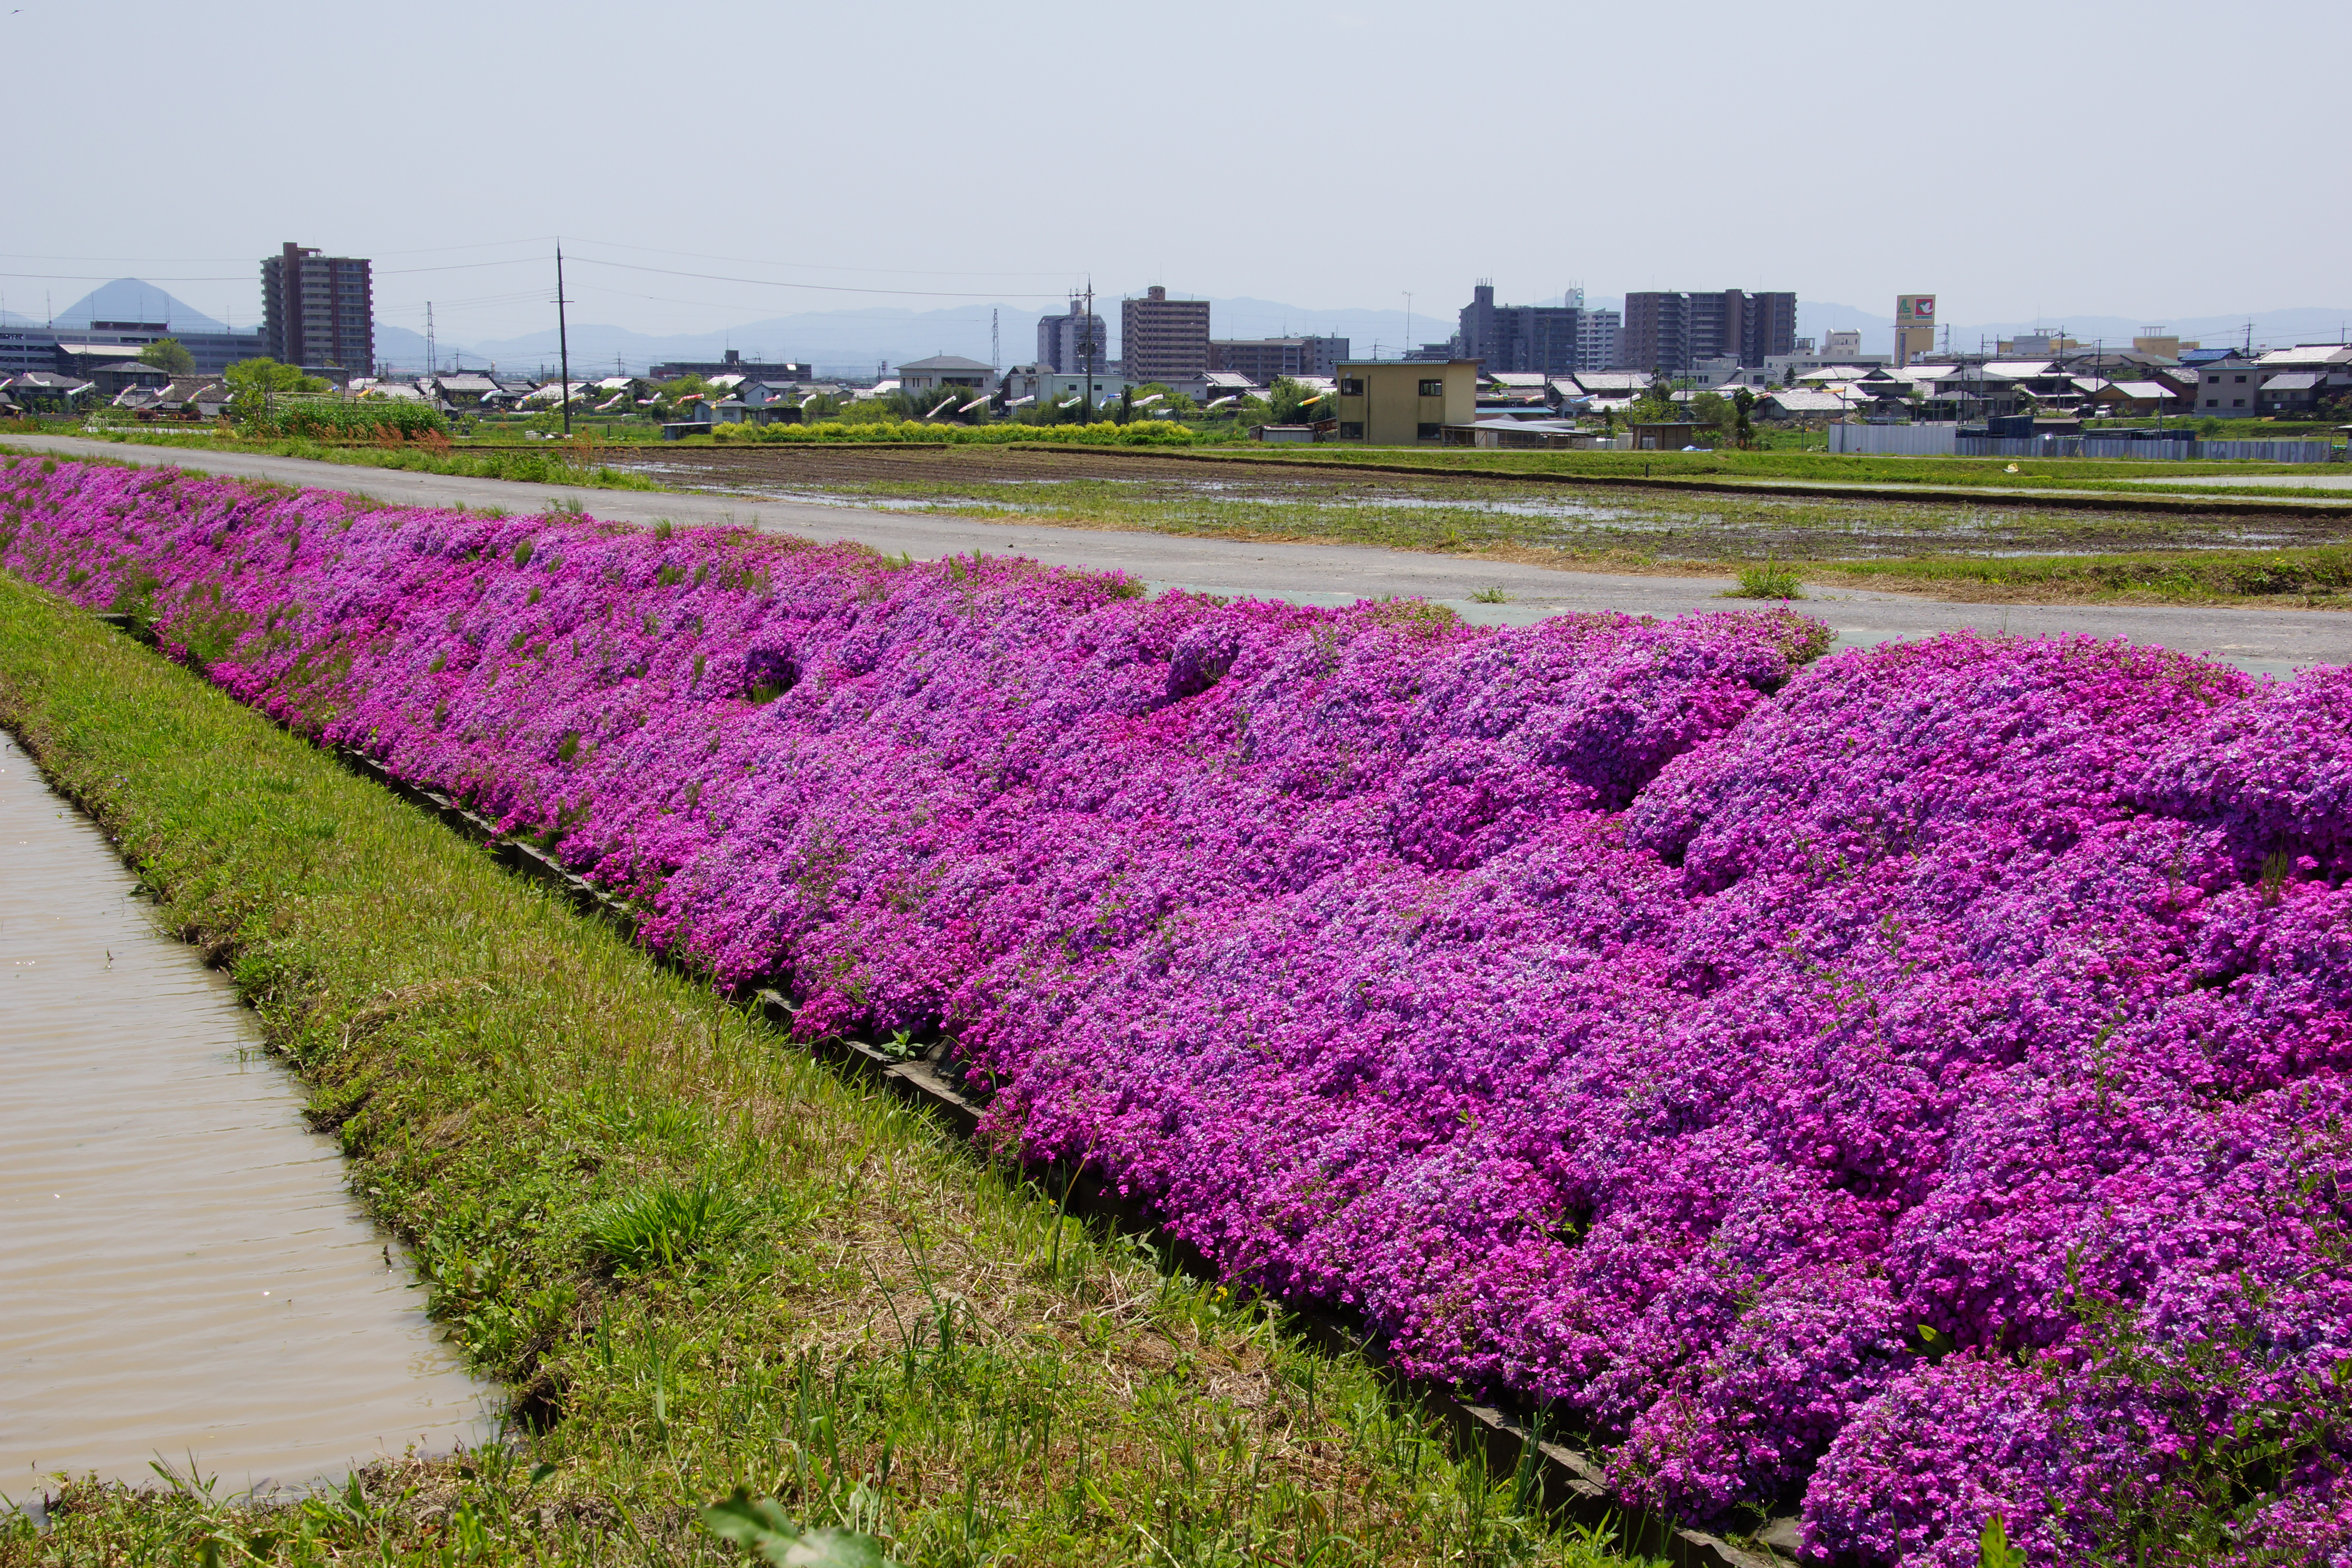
xmin=425 ymin=303 xmax=436 ymax=379
xmin=991 ymin=307 xmax=1000 ymax=380
xmin=1082 ymin=279 xmax=1096 ymax=417
xmin=556 ymin=244 xmax=573 ymax=436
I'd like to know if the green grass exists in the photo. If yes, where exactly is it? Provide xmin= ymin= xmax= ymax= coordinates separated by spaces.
xmin=1725 ymin=563 xmax=1804 ymax=599
xmin=705 ymin=468 xmax=2352 ymax=604
xmin=1166 ymin=443 xmax=2350 ymax=499
xmin=0 ymin=573 xmax=1653 ymax=1566
xmin=34 ymin=427 xmax=664 ymax=491
xmin=1813 ymin=545 xmax=2352 ymax=602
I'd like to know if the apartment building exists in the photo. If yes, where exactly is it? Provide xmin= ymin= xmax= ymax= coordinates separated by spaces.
xmin=1035 ymin=299 xmax=1109 ymax=373
xmin=1457 ymin=283 xmax=1610 ymax=375
xmin=1 ymin=319 xmax=266 ymax=377
xmin=1206 ymin=335 xmax=1350 ymax=383
xmin=1120 ymin=286 xmax=1211 ymax=385
xmin=260 ymin=241 xmax=374 ymax=375
xmin=1577 ymin=309 xmax=1620 ymax=374
xmin=650 ymin=349 xmax=814 ymax=381
xmin=1620 ymin=289 xmax=1797 ymax=374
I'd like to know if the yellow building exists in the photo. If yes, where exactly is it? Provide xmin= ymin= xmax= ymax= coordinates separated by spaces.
xmin=1332 ymin=359 xmax=1477 ymax=445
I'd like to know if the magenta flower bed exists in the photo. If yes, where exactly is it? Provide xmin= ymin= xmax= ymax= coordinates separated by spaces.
xmin=9 ymin=456 xmax=2352 ymax=1564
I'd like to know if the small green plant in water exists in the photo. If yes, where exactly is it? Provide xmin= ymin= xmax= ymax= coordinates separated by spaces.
xmin=582 ymin=1176 xmax=750 ymax=1273
xmin=703 ymin=1489 xmax=891 ymax=1565
xmin=1728 ymin=561 xmax=1804 ymax=599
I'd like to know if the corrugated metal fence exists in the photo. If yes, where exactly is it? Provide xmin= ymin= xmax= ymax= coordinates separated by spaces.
xmin=1831 ymin=423 xmax=2340 ymax=463
xmin=2200 ymin=439 xmax=2339 ymax=463
xmin=1829 ymin=423 xmax=1958 ymax=456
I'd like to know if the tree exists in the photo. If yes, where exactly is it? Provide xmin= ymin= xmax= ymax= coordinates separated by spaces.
xmin=1266 ymin=376 xmax=1318 ymax=425
xmin=138 ymin=338 xmax=195 ymax=376
xmin=1628 ymin=378 xmax=1680 ymax=426
xmin=1689 ymin=391 xmax=1730 ymax=431
xmin=1731 ymin=387 xmax=1757 ymax=448
xmin=223 ymin=357 xmax=328 ymax=421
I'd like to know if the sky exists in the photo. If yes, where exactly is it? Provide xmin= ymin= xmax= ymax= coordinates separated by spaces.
xmin=5 ymin=0 xmax=2346 ymax=365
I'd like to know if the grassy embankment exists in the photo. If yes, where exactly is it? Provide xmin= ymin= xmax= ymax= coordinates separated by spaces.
xmin=0 ymin=573 xmax=1642 ymax=1566
xmin=33 ymin=425 xmax=663 ymax=491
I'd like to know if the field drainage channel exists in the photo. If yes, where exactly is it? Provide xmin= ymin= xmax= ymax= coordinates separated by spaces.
xmin=0 ymin=729 xmax=492 ymax=1517
xmin=75 ymin=606 xmax=1795 ymax=1568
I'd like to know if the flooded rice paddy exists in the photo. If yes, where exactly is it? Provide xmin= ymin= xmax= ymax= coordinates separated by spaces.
xmin=604 ymin=446 xmax=2352 ymax=563
xmin=0 ymin=732 xmax=489 ymax=1501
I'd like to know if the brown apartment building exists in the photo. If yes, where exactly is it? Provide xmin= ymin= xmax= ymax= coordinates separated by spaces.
xmin=1207 ymin=335 xmax=1350 ymax=383
xmin=261 ymin=241 xmax=374 ymax=375
xmin=1121 ymin=286 xmax=1210 ymax=385
xmin=1620 ymin=289 xmax=1795 ymax=375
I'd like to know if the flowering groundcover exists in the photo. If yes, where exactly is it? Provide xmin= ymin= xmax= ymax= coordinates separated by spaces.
xmin=7 ymin=456 xmax=2352 ymax=1565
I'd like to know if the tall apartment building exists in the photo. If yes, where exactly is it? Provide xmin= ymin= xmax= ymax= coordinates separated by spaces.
xmin=260 ymin=242 xmax=374 ymax=375
xmin=1577 ymin=309 xmax=1620 ymax=374
xmin=1035 ymin=298 xmax=1109 ymax=373
xmin=1206 ymin=335 xmax=1350 ymax=383
xmin=1120 ymin=286 xmax=1211 ymax=385
xmin=1619 ymin=290 xmax=1797 ymax=374
xmin=1455 ymin=283 xmax=1612 ymax=374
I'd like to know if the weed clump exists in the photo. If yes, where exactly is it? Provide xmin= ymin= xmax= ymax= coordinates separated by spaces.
xmin=580 ymin=1176 xmax=751 ymax=1274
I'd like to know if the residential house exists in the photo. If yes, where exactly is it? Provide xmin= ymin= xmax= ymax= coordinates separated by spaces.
xmin=54 ymin=342 xmax=173 ymax=388
xmin=2107 ymin=381 xmax=2184 ymax=417
xmin=731 ymin=381 xmax=815 ymax=423
xmin=2257 ymin=372 xmax=2343 ymax=418
xmin=84 ymin=359 xmax=171 ymax=396
xmin=118 ymin=376 xmax=233 ymax=419
xmin=430 ymin=372 xmax=500 ymax=408
xmin=1559 ymin=370 xmax=1655 ymax=399
xmin=1757 ymin=389 xmax=1853 ymax=421
xmin=1330 ymin=360 xmax=1478 ymax=445
xmin=4 ymin=371 xmax=94 ymax=410
xmin=2191 ymin=353 xmax=2263 ymax=417
xmin=897 ymin=356 xmax=995 ymax=394
xmin=999 ymin=364 xmax=1139 ymax=409
xmin=2254 ymin=345 xmax=2352 ymax=417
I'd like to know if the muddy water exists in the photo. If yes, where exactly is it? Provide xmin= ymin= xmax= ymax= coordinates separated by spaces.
xmin=0 ymin=733 xmax=491 ymax=1498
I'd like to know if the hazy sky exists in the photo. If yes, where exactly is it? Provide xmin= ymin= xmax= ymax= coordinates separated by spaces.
xmin=7 ymin=0 xmax=2345 ymax=345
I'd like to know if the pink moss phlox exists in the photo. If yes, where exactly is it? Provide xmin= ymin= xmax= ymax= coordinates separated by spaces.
xmin=12 ymin=456 xmax=2352 ymax=1564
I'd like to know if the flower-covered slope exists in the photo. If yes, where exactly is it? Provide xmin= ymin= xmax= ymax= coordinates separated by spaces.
xmin=8 ymin=456 xmax=2352 ymax=1565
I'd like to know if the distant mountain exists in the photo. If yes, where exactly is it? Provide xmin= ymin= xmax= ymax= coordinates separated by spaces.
xmin=0 ymin=278 xmax=234 ymax=333
xmin=377 ymin=297 xmax=1444 ymax=379
xmin=15 ymin=279 xmax=2344 ymax=374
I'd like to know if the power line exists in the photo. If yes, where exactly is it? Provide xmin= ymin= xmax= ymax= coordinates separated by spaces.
xmin=566 ymin=254 xmax=1068 ymax=301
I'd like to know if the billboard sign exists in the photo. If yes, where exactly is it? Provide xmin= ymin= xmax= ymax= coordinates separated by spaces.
xmin=1896 ymin=294 xmax=1936 ymax=326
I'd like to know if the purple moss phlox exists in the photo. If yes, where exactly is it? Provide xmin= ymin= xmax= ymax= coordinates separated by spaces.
xmin=11 ymin=457 xmax=2352 ymax=1565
